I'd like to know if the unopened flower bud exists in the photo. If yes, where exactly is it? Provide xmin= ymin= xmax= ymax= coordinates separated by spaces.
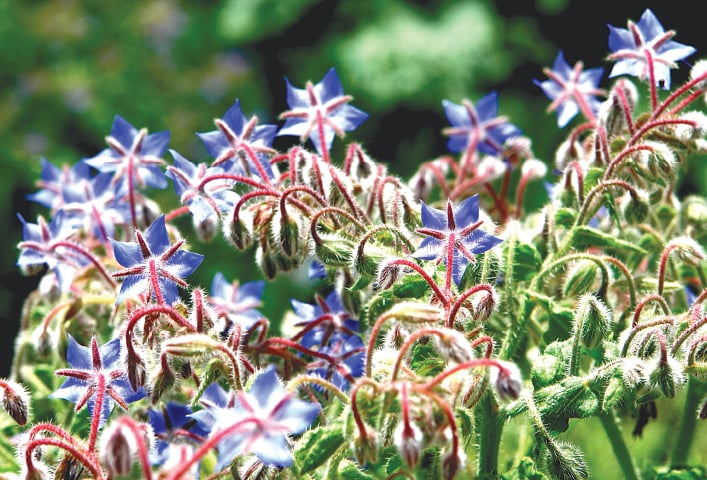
xmin=649 ymin=356 xmax=685 ymax=398
xmin=674 ymin=111 xmax=707 ymax=142
xmin=490 ymin=361 xmax=523 ymax=401
xmin=689 ymin=59 xmax=707 ymax=90
xmin=164 ymin=334 xmax=220 ymax=359
xmin=441 ymin=449 xmax=466 ymax=480
xmin=314 ymin=234 xmax=355 ymax=267
xmin=681 ymin=195 xmax=707 ymax=233
xmin=574 ymin=294 xmax=612 ymax=349
xmin=394 ymin=421 xmax=423 ymax=468
xmin=385 ymin=301 xmax=443 ymax=326
xmin=623 ymin=190 xmax=650 ymax=224
xmin=471 ymin=289 xmax=498 ymax=322
xmin=434 ymin=329 xmax=475 ymax=364
xmin=225 ymin=207 xmax=254 ymax=250
xmin=599 ymin=78 xmax=638 ymax=137
xmin=32 ymin=327 xmax=54 ymax=358
xmin=670 ymin=236 xmax=705 ymax=267
xmin=149 ymin=359 xmax=176 ymax=404
xmin=99 ymin=418 xmax=145 ymax=477
xmin=354 ymin=244 xmax=387 ymax=278
xmin=563 ymin=261 xmax=600 ymax=298
xmin=637 ymin=141 xmax=676 ymax=178
xmin=521 ymin=159 xmax=548 ymax=180
xmin=373 ymin=258 xmax=403 ymax=291
xmin=543 ymin=440 xmax=588 ymax=480
xmin=194 ymin=214 xmax=219 ymax=243
xmin=555 ymin=140 xmax=585 ymax=171
xmin=272 ymin=209 xmax=304 ymax=259
xmin=127 ymin=348 xmax=148 ymax=391
xmin=0 ymin=379 xmax=30 ymax=425
xmin=352 ymin=424 xmax=378 ymax=466
xmin=476 ymin=156 xmax=507 ymax=181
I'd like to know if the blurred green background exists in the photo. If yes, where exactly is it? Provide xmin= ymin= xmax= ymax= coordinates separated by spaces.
xmin=0 ymin=0 xmax=705 ymax=474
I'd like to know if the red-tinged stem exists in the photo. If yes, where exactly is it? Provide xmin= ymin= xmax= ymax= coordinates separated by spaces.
xmin=423 ymin=358 xmax=508 ymax=390
xmin=87 ymin=373 xmax=106 ymax=452
xmin=614 ymin=80 xmax=636 ymax=134
xmin=383 ymin=258 xmax=449 ymax=307
xmin=672 ymin=316 xmax=707 ymax=356
xmin=658 ymin=242 xmax=681 ymax=296
xmin=620 ymin=317 xmax=674 ymax=357
xmin=646 ymin=49 xmax=659 ymax=112
xmin=316 ymin=109 xmax=330 ymax=164
xmin=447 ymin=284 xmax=495 ymax=327
xmin=25 ymin=437 xmax=104 ymax=480
xmin=632 ymin=293 xmax=671 ymax=327
xmin=629 ymin=118 xmax=699 ymax=146
xmin=654 ymin=71 xmax=707 ymax=119
xmin=328 ymin=164 xmax=370 ymax=222
xmin=309 ymin=206 xmax=366 ymax=245
xmin=604 ymin=144 xmax=656 ymax=179
xmin=114 ymin=417 xmax=153 ymax=480
xmin=390 ymin=328 xmax=457 ymax=381
xmin=350 ymin=379 xmax=381 ymax=437
xmin=483 ymin=183 xmax=509 ymax=222
xmin=47 ymin=240 xmax=116 ymax=288
xmin=165 ymin=205 xmax=190 ymax=223
xmin=575 ymin=179 xmax=639 ymax=226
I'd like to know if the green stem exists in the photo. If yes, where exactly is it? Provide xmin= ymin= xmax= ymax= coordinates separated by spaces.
xmin=598 ymin=411 xmax=639 ymax=480
xmin=475 ymin=390 xmax=504 ymax=480
xmin=670 ymin=376 xmax=706 ymax=467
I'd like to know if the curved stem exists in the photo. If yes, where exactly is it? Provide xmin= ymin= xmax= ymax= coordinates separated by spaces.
xmin=598 ymin=411 xmax=640 ymax=480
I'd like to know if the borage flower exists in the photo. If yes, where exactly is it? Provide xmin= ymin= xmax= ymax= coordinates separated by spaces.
xmin=442 ymin=92 xmax=521 ymax=157
xmin=208 ymin=271 xmax=265 ymax=334
xmin=27 ymin=158 xmax=92 ymax=212
xmin=412 ymin=195 xmax=502 ymax=286
xmin=50 ymin=335 xmax=146 ymax=427
xmin=111 ymin=215 xmax=204 ymax=305
xmin=534 ymin=51 xmax=605 ymax=127
xmin=197 ymin=99 xmax=278 ymax=180
xmin=291 ymin=291 xmax=358 ymax=349
xmin=307 ymin=332 xmax=365 ymax=392
xmin=146 ymin=401 xmax=209 ymax=466
xmin=278 ymin=68 xmax=368 ymax=159
xmin=191 ymin=365 xmax=319 ymax=469
xmin=607 ymin=8 xmax=696 ymax=89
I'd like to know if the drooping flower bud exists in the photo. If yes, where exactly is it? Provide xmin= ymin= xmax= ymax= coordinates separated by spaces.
xmin=648 ymin=355 xmax=685 ymax=398
xmin=623 ymin=189 xmax=650 ymax=224
xmin=224 ymin=206 xmax=254 ymax=250
xmin=441 ymin=449 xmax=466 ymax=480
xmin=99 ymin=418 xmax=145 ymax=477
xmin=373 ymin=258 xmax=403 ymax=291
xmin=433 ymin=329 xmax=475 ymax=364
xmin=690 ymin=59 xmax=707 ymax=90
xmin=542 ymin=440 xmax=589 ymax=480
xmin=394 ymin=420 xmax=423 ymax=468
xmin=0 ymin=379 xmax=30 ymax=425
xmin=670 ymin=236 xmax=706 ymax=267
xmin=490 ymin=360 xmax=523 ymax=401
xmin=194 ymin=214 xmax=219 ymax=243
xmin=352 ymin=423 xmax=379 ymax=466
xmin=673 ymin=111 xmax=707 ymax=142
xmin=563 ymin=260 xmax=600 ymax=298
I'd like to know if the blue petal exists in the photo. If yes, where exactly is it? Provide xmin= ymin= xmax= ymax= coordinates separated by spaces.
xmin=142 ymin=131 xmax=170 ymax=157
xmin=111 ymin=239 xmax=143 ymax=268
xmin=66 ymin=334 xmax=92 ymax=370
xmin=144 ymin=215 xmax=171 ymax=255
xmin=419 ymin=201 xmax=447 ymax=230
xmin=314 ymin=68 xmax=344 ymax=102
xmin=454 ymin=195 xmax=480 ymax=231
xmin=110 ymin=115 xmax=139 ymax=149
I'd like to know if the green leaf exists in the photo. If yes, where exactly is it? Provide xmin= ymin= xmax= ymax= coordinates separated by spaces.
xmin=507 ymin=242 xmax=542 ymax=283
xmin=653 ymin=466 xmax=707 ymax=480
xmin=392 ymin=273 xmax=430 ymax=298
xmin=571 ymin=226 xmax=647 ymax=255
xmin=294 ymin=421 xmax=346 ymax=476
xmin=338 ymin=459 xmax=376 ymax=480
xmin=501 ymin=456 xmax=549 ymax=480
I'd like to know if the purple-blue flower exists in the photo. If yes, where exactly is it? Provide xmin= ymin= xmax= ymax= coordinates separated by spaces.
xmin=208 ymin=272 xmax=265 ymax=333
xmin=191 ymin=365 xmax=319 ymax=469
xmin=197 ymin=99 xmax=278 ymax=180
xmin=442 ymin=92 xmax=521 ymax=157
xmin=146 ymin=401 xmax=209 ymax=466
xmin=607 ymin=9 xmax=696 ymax=89
xmin=50 ymin=335 xmax=146 ymax=427
xmin=534 ymin=51 xmax=605 ymax=127
xmin=17 ymin=211 xmax=87 ymax=292
xmin=111 ymin=215 xmax=204 ymax=304
xmin=307 ymin=332 xmax=365 ymax=392
xmin=291 ymin=291 xmax=358 ymax=349
xmin=27 ymin=158 xmax=92 ymax=212
xmin=166 ymin=150 xmax=239 ymax=225
xmin=83 ymin=114 xmax=170 ymax=189
xmin=412 ymin=195 xmax=503 ymax=286
xmin=278 ymin=68 xmax=368 ymax=156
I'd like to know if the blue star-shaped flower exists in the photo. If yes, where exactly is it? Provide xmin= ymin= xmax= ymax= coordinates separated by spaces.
xmin=534 ymin=51 xmax=605 ymax=127
xmin=412 ymin=195 xmax=503 ymax=286
xmin=111 ymin=215 xmax=204 ymax=305
xmin=17 ymin=211 xmax=87 ymax=292
xmin=191 ymin=365 xmax=319 ymax=469
xmin=607 ymin=9 xmax=696 ymax=89
xmin=166 ymin=150 xmax=239 ymax=225
xmin=83 ymin=114 xmax=169 ymax=189
xmin=50 ymin=335 xmax=146 ymax=427
xmin=291 ymin=291 xmax=358 ymax=349
xmin=277 ymin=68 xmax=368 ymax=156
xmin=208 ymin=272 xmax=265 ymax=333
xmin=27 ymin=158 xmax=92 ymax=212
xmin=307 ymin=332 xmax=365 ymax=392
xmin=146 ymin=401 xmax=209 ymax=466
xmin=197 ymin=99 xmax=278 ymax=180
xmin=442 ymin=92 xmax=522 ymax=157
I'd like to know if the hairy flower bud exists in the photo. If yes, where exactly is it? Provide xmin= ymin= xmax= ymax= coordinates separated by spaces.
xmin=637 ymin=141 xmax=676 ymax=179
xmin=314 ymin=234 xmax=355 ymax=267
xmin=490 ymin=361 xmax=523 ymax=401
xmin=271 ymin=208 xmax=304 ymax=259
xmin=225 ymin=207 xmax=254 ymax=250
xmin=673 ymin=111 xmax=707 ymax=142
xmin=649 ymin=356 xmax=685 ymax=398
xmin=521 ymin=159 xmax=548 ymax=180
xmin=373 ymin=258 xmax=403 ymax=291
xmin=352 ymin=424 xmax=378 ymax=466
xmin=563 ymin=261 xmax=600 ymax=298
xmin=623 ymin=189 xmax=650 ymax=224
xmin=543 ymin=440 xmax=588 ymax=480
xmin=441 ymin=449 xmax=466 ymax=480
xmin=574 ymin=294 xmax=612 ymax=349
xmin=385 ymin=301 xmax=443 ymax=326
xmin=194 ymin=214 xmax=219 ymax=243
xmin=598 ymin=78 xmax=638 ymax=137
xmin=99 ymin=418 xmax=147 ymax=477
xmin=0 ymin=379 xmax=30 ymax=425
xmin=164 ymin=334 xmax=220 ymax=359
xmin=690 ymin=59 xmax=707 ymax=90
xmin=394 ymin=421 xmax=423 ymax=468
xmin=670 ymin=236 xmax=706 ymax=267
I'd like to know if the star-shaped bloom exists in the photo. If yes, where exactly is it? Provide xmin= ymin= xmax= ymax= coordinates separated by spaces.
xmin=291 ymin=291 xmax=358 ymax=349
xmin=208 ymin=272 xmax=265 ymax=333
xmin=534 ymin=51 xmax=606 ymax=127
xmin=111 ymin=215 xmax=204 ymax=304
xmin=146 ymin=401 xmax=209 ymax=466
xmin=278 ymin=68 xmax=368 ymax=155
xmin=50 ymin=335 xmax=146 ymax=427
xmin=27 ymin=158 xmax=92 ymax=212
xmin=83 ymin=114 xmax=169 ymax=189
xmin=307 ymin=332 xmax=365 ymax=392
xmin=607 ymin=9 xmax=696 ymax=89
xmin=412 ymin=195 xmax=503 ymax=286
xmin=442 ymin=92 xmax=522 ymax=157
xmin=166 ymin=150 xmax=239 ymax=225
xmin=17 ymin=211 xmax=87 ymax=292
xmin=197 ymin=100 xmax=278 ymax=180
xmin=191 ymin=365 xmax=319 ymax=469
xmin=59 ymin=171 xmax=130 ymax=242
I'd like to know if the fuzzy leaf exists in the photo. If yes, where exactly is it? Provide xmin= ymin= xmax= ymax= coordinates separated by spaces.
xmin=294 ymin=421 xmax=346 ymax=476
